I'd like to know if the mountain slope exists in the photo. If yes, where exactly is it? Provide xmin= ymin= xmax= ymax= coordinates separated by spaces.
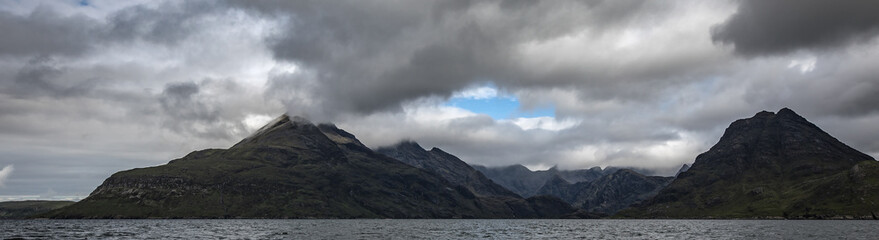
xmin=618 ymin=108 xmax=879 ymax=219
xmin=675 ymin=164 xmax=690 ymax=177
xmin=46 ymin=115 xmax=572 ymax=219
xmin=376 ymin=141 xmax=580 ymax=217
xmin=376 ymin=141 xmax=519 ymax=198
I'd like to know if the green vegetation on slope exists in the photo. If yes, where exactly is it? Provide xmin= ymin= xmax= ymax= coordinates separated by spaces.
xmin=0 ymin=201 xmax=74 ymax=219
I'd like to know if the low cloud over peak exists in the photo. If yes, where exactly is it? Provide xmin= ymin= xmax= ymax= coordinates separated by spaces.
xmin=0 ymin=165 xmax=13 ymax=187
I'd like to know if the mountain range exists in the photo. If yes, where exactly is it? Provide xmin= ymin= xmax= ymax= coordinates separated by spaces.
xmin=45 ymin=115 xmax=574 ymax=218
xmin=39 ymin=108 xmax=879 ymax=219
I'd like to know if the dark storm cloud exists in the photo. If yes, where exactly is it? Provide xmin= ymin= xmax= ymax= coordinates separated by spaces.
xmin=0 ymin=7 xmax=98 ymax=57
xmin=712 ymin=0 xmax=879 ymax=56
xmin=233 ymin=0 xmax=662 ymax=116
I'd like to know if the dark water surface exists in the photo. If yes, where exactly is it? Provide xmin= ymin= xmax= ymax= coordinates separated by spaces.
xmin=2 ymin=219 xmax=878 ymax=239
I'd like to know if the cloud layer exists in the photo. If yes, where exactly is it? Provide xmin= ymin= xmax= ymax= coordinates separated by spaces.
xmin=0 ymin=0 xmax=878 ymax=198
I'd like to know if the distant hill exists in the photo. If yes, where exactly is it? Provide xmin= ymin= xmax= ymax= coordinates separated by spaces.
xmin=46 ymin=115 xmax=574 ymax=219
xmin=0 ymin=201 xmax=74 ymax=219
xmin=472 ymin=165 xmax=618 ymax=197
xmin=376 ymin=141 xmax=519 ymax=198
xmin=618 ymin=108 xmax=879 ymax=219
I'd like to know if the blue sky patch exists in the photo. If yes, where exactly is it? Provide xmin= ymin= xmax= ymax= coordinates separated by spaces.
xmin=445 ymin=85 xmax=554 ymax=120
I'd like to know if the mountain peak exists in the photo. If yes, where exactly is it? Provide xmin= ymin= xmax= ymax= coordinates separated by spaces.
xmin=746 ymin=108 xmax=805 ymax=122
xmin=753 ymin=110 xmax=775 ymax=118
xmin=711 ymin=108 xmax=873 ymax=168
xmin=244 ymin=114 xmax=312 ymax=139
xmin=231 ymin=114 xmax=367 ymax=149
xmin=289 ymin=115 xmax=312 ymax=124
xmin=428 ymin=147 xmax=454 ymax=158
xmin=775 ymin=107 xmax=808 ymax=122
xmin=621 ymin=108 xmax=879 ymax=218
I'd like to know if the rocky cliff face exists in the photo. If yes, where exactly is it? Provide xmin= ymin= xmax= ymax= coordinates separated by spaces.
xmin=618 ymin=108 xmax=879 ymax=219
xmin=376 ymin=141 xmax=580 ymax=217
xmin=536 ymin=170 xmax=673 ymax=214
xmin=47 ymin=115 xmax=574 ymax=219
xmin=472 ymin=165 xmax=616 ymax=197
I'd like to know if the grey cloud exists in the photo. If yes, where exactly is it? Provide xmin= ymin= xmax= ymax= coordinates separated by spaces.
xmin=0 ymin=7 xmax=98 ymax=57
xmin=5 ymin=56 xmax=97 ymax=98
xmin=105 ymin=1 xmax=220 ymax=46
xmin=235 ymin=0 xmax=665 ymax=116
xmin=712 ymin=0 xmax=879 ymax=56
xmin=159 ymin=82 xmax=215 ymax=122
xmin=158 ymin=80 xmax=250 ymax=139
xmin=0 ymin=1 xmax=223 ymax=58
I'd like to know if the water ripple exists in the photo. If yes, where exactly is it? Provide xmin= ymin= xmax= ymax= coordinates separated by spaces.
xmin=1 ymin=219 xmax=878 ymax=239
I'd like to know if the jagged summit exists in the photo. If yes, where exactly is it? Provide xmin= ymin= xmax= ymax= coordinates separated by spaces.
xmin=534 ymin=168 xmax=673 ymax=215
xmin=389 ymin=140 xmax=425 ymax=151
xmin=232 ymin=114 xmax=365 ymax=149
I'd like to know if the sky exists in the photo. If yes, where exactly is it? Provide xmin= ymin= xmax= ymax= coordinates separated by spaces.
xmin=1 ymin=0 xmax=879 ymax=200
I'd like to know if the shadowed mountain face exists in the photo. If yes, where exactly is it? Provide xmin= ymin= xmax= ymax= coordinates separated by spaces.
xmin=535 ymin=170 xmax=673 ymax=215
xmin=376 ymin=141 xmax=519 ymax=198
xmin=472 ymin=165 xmax=618 ymax=197
xmin=46 ymin=115 xmax=573 ymax=219
xmin=619 ymin=108 xmax=879 ymax=219
xmin=675 ymin=164 xmax=690 ymax=177
xmin=471 ymin=163 xmax=670 ymax=215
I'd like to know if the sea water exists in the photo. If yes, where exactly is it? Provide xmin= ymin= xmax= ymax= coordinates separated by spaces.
xmin=2 ymin=219 xmax=878 ymax=239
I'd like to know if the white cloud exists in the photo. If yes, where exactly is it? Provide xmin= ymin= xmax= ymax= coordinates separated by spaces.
xmin=788 ymin=56 xmax=817 ymax=73
xmin=505 ymin=116 xmax=581 ymax=131
xmin=451 ymin=85 xmax=499 ymax=100
xmin=242 ymin=114 xmax=274 ymax=132
xmin=0 ymin=165 xmax=13 ymax=187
